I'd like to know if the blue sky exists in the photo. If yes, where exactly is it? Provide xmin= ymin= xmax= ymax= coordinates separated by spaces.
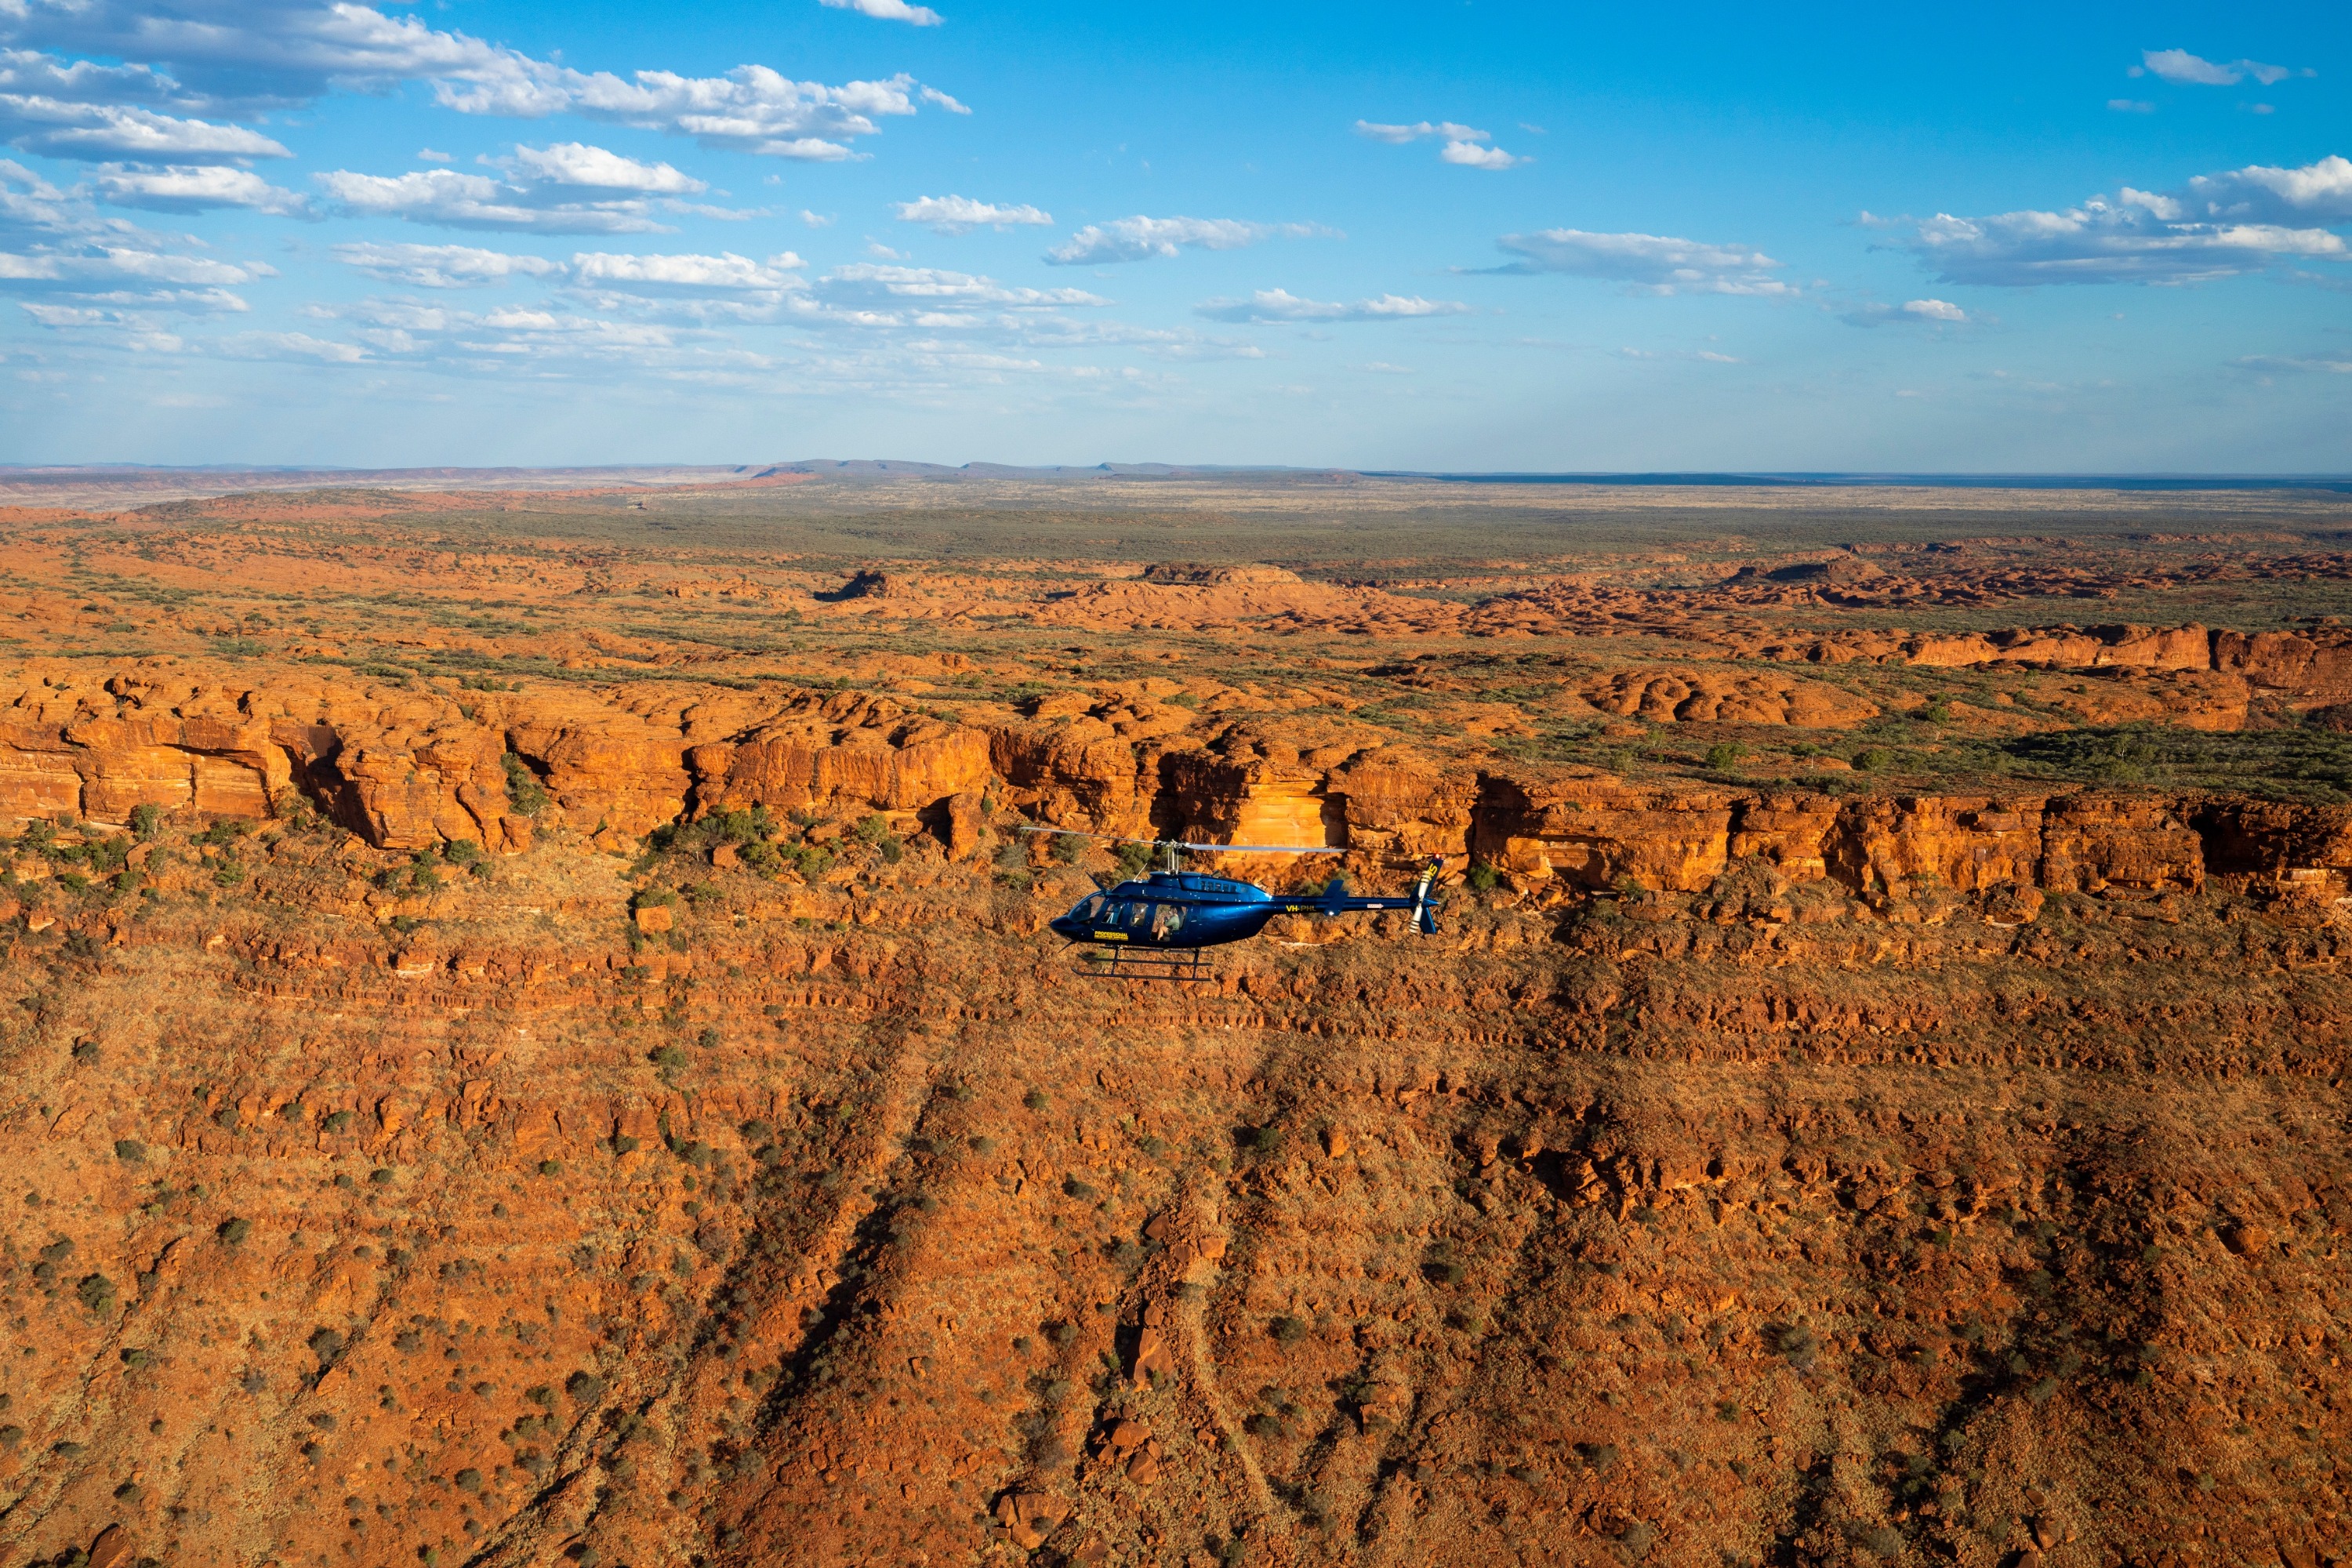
xmin=2 ymin=0 xmax=2347 ymax=470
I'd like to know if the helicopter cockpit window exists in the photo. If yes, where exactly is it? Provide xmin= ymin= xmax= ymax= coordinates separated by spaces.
xmin=1123 ymin=901 xmax=1152 ymax=929
xmin=1071 ymin=895 xmax=1105 ymax=923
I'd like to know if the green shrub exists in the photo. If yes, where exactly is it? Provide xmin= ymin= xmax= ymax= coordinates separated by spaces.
xmin=1269 ymin=1315 xmax=1306 ymax=1346
xmin=1465 ymin=863 xmax=1500 ymax=892
xmin=503 ymin=753 xmax=550 ymax=815
xmin=1704 ymin=742 xmax=1745 ymax=771
xmin=1853 ymin=747 xmax=1895 ymax=772
xmin=113 ymin=1138 xmax=145 ymax=1163
xmin=322 ymin=1110 xmax=354 ymax=1133
xmin=217 ymin=1217 xmax=252 ymax=1245
xmin=77 ymin=1273 xmax=116 ymax=1313
xmin=129 ymin=803 xmax=165 ymax=839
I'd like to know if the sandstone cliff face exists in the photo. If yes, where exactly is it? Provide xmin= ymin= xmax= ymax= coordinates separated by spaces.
xmin=1773 ymin=620 xmax=2352 ymax=710
xmin=3 ymin=818 xmax=2347 ymax=1568
xmin=0 ymin=673 xmax=996 ymax=853
xmin=10 ymin=668 xmax=2348 ymax=913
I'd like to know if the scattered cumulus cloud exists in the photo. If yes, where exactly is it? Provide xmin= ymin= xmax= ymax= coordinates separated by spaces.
xmin=2236 ymin=352 xmax=2352 ymax=375
xmin=2108 ymin=99 xmax=2154 ymax=114
xmin=1840 ymin=297 xmax=1974 ymax=327
xmin=0 ymin=2 xmax=964 ymax=163
xmin=2182 ymin=155 xmax=2352 ymax=223
xmin=95 ymin=163 xmax=309 ymax=215
xmin=1354 ymin=118 xmax=1523 ymax=169
xmin=0 ymin=96 xmax=289 ymax=163
xmin=1900 ymin=156 xmax=2352 ymax=286
xmin=821 ymin=262 xmax=1107 ymax=310
xmin=1192 ymin=289 xmax=1470 ymax=323
xmin=312 ymin=143 xmax=733 ymax=233
xmin=417 ymin=147 xmax=452 ymax=163
xmin=2136 ymin=49 xmax=2296 ymax=87
xmin=331 ymin=241 xmax=564 ymax=288
xmin=572 ymin=249 xmax=806 ymax=295
xmin=318 ymin=166 xmax=677 ymax=233
xmin=214 ymin=328 xmax=363 ymax=361
xmin=1044 ymin=216 xmax=1335 ymax=266
xmin=499 ymin=142 xmax=705 ymax=194
xmin=1617 ymin=347 xmax=1744 ymax=363
xmin=893 ymin=194 xmax=1051 ymax=234
xmin=1484 ymin=229 xmax=1795 ymax=296
xmin=819 ymin=0 xmax=944 ymax=25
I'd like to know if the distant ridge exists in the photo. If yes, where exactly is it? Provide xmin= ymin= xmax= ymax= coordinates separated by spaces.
xmin=3 ymin=461 xmax=2348 ymax=510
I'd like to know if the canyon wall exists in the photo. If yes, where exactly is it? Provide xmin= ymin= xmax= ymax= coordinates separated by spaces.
xmin=7 ymin=671 xmax=2352 ymax=912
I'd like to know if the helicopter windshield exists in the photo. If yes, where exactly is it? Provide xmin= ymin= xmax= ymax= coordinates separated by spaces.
xmin=1069 ymin=894 xmax=1105 ymax=922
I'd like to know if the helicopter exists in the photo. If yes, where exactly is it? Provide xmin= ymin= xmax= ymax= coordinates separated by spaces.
xmin=1017 ymin=826 xmax=1445 ymax=982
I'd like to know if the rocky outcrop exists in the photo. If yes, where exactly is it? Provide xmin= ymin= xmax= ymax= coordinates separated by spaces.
xmin=4 ymin=666 xmax=2347 ymax=901
xmin=0 ymin=671 xmax=993 ymax=853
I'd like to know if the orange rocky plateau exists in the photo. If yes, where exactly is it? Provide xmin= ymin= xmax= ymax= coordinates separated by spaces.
xmin=1 ymin=477 xmax=2350 ymax=1568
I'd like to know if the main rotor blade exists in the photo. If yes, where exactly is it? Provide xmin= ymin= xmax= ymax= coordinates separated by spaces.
xmin=1012 ymin=824 xmax=1343 ymax=855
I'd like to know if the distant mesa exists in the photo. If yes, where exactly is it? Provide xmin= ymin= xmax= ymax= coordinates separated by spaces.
xmin=1138 ymin=563 xmax=1302 ymax=586
xmin=1723 ymin=557 xmax=1884 ymax=586
xmin=825 ymin=569 xmax=926 ymax=601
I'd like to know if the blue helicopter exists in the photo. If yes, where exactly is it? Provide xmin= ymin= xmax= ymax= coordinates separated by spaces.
xmin=1019 ymin=826 xmax=1445 ymax=981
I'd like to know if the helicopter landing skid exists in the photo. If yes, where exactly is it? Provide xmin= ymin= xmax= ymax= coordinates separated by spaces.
xmin=1073 ymin=944 xmax=1212 ymax=984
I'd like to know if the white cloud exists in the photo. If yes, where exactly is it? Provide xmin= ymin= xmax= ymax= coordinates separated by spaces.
xmin=316 ymin=165 xmax=676 ymax=233
xmin=0 ymin=96 xmax=289 ymax=162
xmin=2237 ymin=353 xmax=2352 ymax=375
xmin=1193 ymin=289 xmax=1471 ymax=323
xmin=572 ymin=249 xmax=806 ymax=294
xmin=1617 ymin=347 xmax=1744 ymax=363
xmin=213 ymin=328 xmax=363 ymax=362
xmin=820 ymin=261 xmax=1107 ymax=309
xmin=893 ymin=194 xmax=1051 ymax=234
xmin=800 ymin=209 xmax=834 ymax=227
xmin=417 ymin=147 xmax=452 ymax=163
xmin=1486 ymin=229 xmax=1795 ymax=296
xmin=2230 ymin=354 xmax=2352 ymax=376
xmin=95 ymin=164 xmax=309 ymax=215
xmin=1842 ymin=297 xmax=1974 ymax=327
xmin=2108 ymin=99 xmax=2154 ymax=114
xmin=0 ymin=158 xmax=278 ymax=318
xmin=1440 ymin=140 xmax=1523 ymax=169
xmin=1903 ymin=158 xmax=2352 ymax=286
xmin=2183 ymin=154 xmax=2352 ymax=224
xmin=1355 ymin=118 xmax=1523 ymax=169
xmin=332 ymin=241 xmax=563 ymax=288
xmin=0 ymin=4 xmax=960 ymax=161
xmin=438 ymin=64 xmax=953 ymax=162
xmin=501 ymin=142 xmax=706 ymax=194
xmin=820 ymin=0 xmax=944 ymax=25
xmin=1355 ymin=119 xmax=1488 ymax=145
xmin=2140 ymin=49 xmax=2295 ymax=87
xmin=1044 ymin=215 xmax=1334 ymax=266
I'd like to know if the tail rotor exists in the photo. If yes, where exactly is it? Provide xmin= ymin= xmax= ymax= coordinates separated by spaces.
xmin=1412 ymin=855 xmax=1444 ymax=935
